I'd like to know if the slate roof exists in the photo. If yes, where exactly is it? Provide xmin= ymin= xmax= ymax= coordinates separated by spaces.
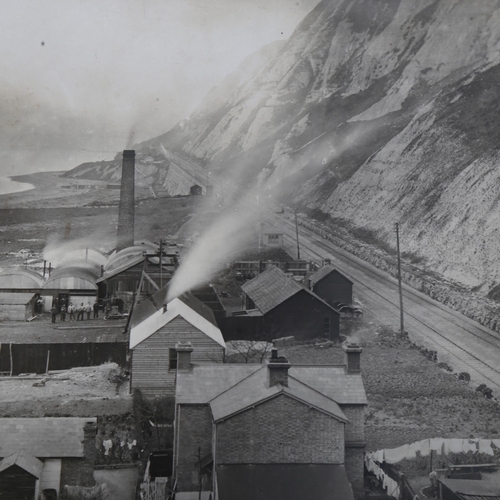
xmin=176 ymin=364 xmax=261 ymax=404
xmin=290 ymin=366 xmax=368 ymax=405
xmin=209 ymin=367 xmax=347 ymax=422
xmin=309 ymin=265 xmax=353 ymax=287
xmin=176 ymin=364 xmax=367 ymax=406
xmin=0 ymin=450 xmax=43 ymax=478
xmin=0 ymin=418 xmax=96 ymax=458
xmin=129 ymin=292 xmax=225 ymax=349
xmin=216 ymin=464 xmax=355 ymax=500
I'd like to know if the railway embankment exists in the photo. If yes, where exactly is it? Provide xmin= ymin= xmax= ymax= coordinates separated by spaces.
xmin=294 ymin=213 xmax=500 ymax=334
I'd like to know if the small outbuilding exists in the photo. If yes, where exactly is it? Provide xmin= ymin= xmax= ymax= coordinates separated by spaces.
xmin=0 ymin=293 xmax=36 ymax=321
xmin=0 ymin=418 xmax=97 ymax=499
xmin=307 ymin=265 xmax=353 ymax=306
xmin=240 ymin=266 xmax=340 ymax=341
xmin=129 ymin=290 xmax=226 ymax=398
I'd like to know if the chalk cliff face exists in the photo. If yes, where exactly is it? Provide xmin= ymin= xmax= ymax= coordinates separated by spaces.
xmin=152 ymin=0 xmax=500 ymax=291
xmin=68 ymin=0 xmax=500 ymax=292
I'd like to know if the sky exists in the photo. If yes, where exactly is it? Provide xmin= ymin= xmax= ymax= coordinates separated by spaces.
xmin=0 ymin=0 xmax=320 ymax=176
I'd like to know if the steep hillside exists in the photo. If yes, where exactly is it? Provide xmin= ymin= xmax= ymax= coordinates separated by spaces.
xmin=143 ymin=0 xmax=500 ymax=292
xmin=67 ymin=0 xmax=500 ymax=298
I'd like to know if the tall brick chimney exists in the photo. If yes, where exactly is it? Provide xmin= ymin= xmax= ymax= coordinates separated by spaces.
xmin=268 ymin=351 xmax=290 ymax=387
xmin=81 ymin=420 xmax=97 ymax=486
xmin=343 ymin=343 xmax=362 ymax=374
xmin=116 ymin=150 xmax=135 ymax=252
xmin=176 ymin=341 xmax=194 ymax=370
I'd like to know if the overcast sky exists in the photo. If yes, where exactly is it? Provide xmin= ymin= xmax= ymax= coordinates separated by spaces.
xmin=0 ymin=0 xmax=320 ymax=176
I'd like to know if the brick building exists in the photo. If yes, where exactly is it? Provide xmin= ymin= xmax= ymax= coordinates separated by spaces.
xmin=173 ymin=344 xmax=367 ymax=499
xmin=306 ymin=265 xmax=354 ymax=306
xmin=0 ymin=418 xmax=97 ymax=499
xmin=239 ymin=266 xmax=340 ymax=341
xmin=129 ymin=291 xmax=225 ymax=397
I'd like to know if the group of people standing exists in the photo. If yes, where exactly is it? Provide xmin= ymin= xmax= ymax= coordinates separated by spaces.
xmin=50 ymin=301 xmax=99 ymax=323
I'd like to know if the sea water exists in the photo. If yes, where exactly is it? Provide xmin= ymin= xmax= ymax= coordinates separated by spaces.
xmin=0 ymin=177 xmax=35 ymax=195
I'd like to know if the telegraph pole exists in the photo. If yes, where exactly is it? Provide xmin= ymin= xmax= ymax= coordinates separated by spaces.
xmin=294 ymin=209 xmax=301 ymax=260
xmin=395 ymin=223 xmax=405 ymax=336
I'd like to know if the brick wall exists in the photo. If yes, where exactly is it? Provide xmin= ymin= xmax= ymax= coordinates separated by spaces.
xmin=60 ymin=421 xmax=97 ymax=488
xmin=342 ymin=405 xmax=365 ymax=443
xmin=345 ymin=447 xmax=364 ymax=500
xmin=175 ymin=405 xmax=213 ymax=491
xmin=217 ymin=395 xmax=344 ymax=464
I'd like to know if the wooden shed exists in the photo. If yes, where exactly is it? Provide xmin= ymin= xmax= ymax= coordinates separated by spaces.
xmin=129 ymin=291 xmax=226 ymax=398
xmin=0 ymin=293 xmax=36 ymax=321
xmin=307 ymin=265 xmax=353 ymax=306
xmin=240 ymin=266 xmax=340 ymax=341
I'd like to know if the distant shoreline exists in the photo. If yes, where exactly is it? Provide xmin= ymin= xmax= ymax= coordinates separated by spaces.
xmin=0 ymin=176 xmax=36 ymax=195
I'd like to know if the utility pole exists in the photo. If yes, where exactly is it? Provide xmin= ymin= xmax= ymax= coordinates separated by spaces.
xmin=395 ymin=223 xmax=405 ymax=336
xmin=294 ymin=209 xmax=301 ymax=260
xmin=159 ymin=239 xmax=163 ymax=289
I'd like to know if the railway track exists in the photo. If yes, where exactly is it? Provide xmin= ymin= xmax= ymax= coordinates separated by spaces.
xmin=277 ymin=217 xmax=500 ymax=393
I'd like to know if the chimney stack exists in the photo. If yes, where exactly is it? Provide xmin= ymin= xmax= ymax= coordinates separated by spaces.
xmin=176 ymin=342 xmax=194 ymax=370
xmin=268 ymin=351 xmax=290 ymax=387
xmin=343 ymin=343 xmax=362 ymax=374
xmin=116 ymin=150 xmax=136 ymax=252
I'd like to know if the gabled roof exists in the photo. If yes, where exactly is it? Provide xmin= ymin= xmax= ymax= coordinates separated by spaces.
xmin=0 ymin=418 xmax=96 ymax=458
xmin=241 ymin=267 xmax=303 ymax=314
xmin=241 ymin=266 xmax=339 ymax=315
xmin=216 ymin=464 xmax=355 ymax=500
xmin=176 ymin=364 xmax=367 ymax=406
xmin=309 ymin=265 xmax=353 ymax=287
xmin=129 ymin=292 xmax=225 ymax=349
xmin=176 ymin=364 xmax=261 ymax=404
xmin=209 ymin=367 xmax=347 ymax=422
xmin=0 ymin=450 xmax=43 ymax=478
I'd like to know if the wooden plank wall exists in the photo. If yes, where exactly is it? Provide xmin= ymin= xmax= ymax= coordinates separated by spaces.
xmin=131 ymin=316 xmax=224 ymax=397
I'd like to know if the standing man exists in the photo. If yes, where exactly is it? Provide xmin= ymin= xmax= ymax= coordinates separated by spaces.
xmin=86 ymin=302 xmax=92 ymax=320
xmin=68 ymin=303 xmax=74 ymax=321
xmin=60 ymin=304 xmax=66 ymax=322
xmin=50 ymin=305 xmax=57 ymax=323
xmin=93 ymin=300 xmax=99 ymax=319
xmin=77 ymin=303 xmax=85 ymax=321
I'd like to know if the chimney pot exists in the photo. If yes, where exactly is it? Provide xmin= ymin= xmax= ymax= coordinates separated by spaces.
xmin=343 ymin=343 xmax=362 ymax=374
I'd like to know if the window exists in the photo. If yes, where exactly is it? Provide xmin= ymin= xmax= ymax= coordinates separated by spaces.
xmin=323 ymin=317 xmax=330 ymax=336
xmin=267 ymin=234 xmax=280 ymax=243
xmin=169 ymin=348 xmax=177 ymax=371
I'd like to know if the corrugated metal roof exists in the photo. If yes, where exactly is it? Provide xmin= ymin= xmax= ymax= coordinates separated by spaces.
xmin=216 ymin=464 xmax=355 ymax=500
xmin=0 ymin=418 xmax=96 ymax=458
xmin=96 ymin=254 xmax=145 ymax=283
xmin=44 ymin=266 xmax=99 ymax=289
xmin=0 ymin=268 xmax=44 ymax=288
xmin=209 ymin=367 xmax=348 ymax=422
xmin=241 ymin=267 xmax=304 ymax=314
xmin=176 ymin=364 xmax=367 ymax=406
xmin=0 ymin=450 xmax=43 ymax=478
xmin=309 ymin=265 xmax=353 ymax=286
